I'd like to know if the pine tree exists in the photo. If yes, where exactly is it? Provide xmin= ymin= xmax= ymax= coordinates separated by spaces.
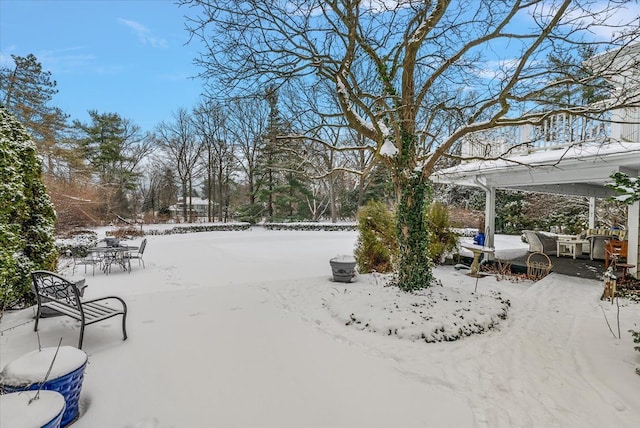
xmin=73 ymin=110 xmax=148 ymax=220
xmin=0 ymin=106 xmax=57 ymax=310
xmin=0 ymin=54 xmax=69 ymax=173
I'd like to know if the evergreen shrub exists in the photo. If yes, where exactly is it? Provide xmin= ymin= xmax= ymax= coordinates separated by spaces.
xmin=354 ymin=200 xmax=397 ymax=273
xmin=425 ymin=202 xmax=459 ymax=263
xmin=0 ymin=107 xmax=57 ymax=310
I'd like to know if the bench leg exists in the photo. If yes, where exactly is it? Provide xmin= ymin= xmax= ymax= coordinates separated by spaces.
xmin=78 ymin=323 xmax=85 ymax=349
xmin=122 ymin=312 xmax=128 ymax=341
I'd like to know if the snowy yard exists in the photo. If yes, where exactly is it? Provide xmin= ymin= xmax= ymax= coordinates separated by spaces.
xmin=1 ymin=227 xmax=640 ymax=427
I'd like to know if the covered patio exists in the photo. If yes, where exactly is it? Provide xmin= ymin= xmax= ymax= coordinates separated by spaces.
xmin=436 ymin=141 xmax=640 ymax=278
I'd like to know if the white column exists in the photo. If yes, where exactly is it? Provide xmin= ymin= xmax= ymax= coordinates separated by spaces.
xmin=484 ymin=186 xmax=496 ymax=261
xmin=628 ymin=200 xmax=639 ymax=277
xmin=588 ymin=197 xmax=596 ymax=229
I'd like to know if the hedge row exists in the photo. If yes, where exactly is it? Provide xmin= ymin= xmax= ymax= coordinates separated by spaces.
xmin=55 ymin=232 xmax=99 ymax=257
xmin=263 ymin=222 xmax=357 ymax=231
xmin=145 ymin=223 xmax=252 ymax=235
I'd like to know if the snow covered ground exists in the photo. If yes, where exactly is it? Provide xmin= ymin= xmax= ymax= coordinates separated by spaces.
xmin=1 ymin=227 xmax=639 ymax=427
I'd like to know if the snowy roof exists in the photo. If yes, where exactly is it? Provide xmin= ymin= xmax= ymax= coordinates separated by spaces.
xmin=433 ymin=141 xmax=640 ymax=197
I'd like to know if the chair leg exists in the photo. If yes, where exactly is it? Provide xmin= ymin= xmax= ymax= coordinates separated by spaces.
xmin=34 ymin=310 xmax=40 ymax=332
xmin=122 ymin=313 xmax=128 ymax=341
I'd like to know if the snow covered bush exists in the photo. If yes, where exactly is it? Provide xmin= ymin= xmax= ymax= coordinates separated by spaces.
xmin=145 ymin=223 xmax=251 ymax=235
xmin=354 ymin=200 xmax=397 ymax=273
xmin=55 ymin=231 xmax=99 ymax=257
xmin=631 ymin=329 xmax=640 ymax=353
xmin=0 ymin=106 xmax=57 ymax=310
xmin=263 ymin=222 xmax=357 ymax=231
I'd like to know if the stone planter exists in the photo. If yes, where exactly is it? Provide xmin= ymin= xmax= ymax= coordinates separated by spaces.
xmin=330 ymin=255 xmax=357 ymax=282
xmin=0 ymin=390 xmax=66 ymax=428
xmin=1 ymin=346 xmax=88 ymax=427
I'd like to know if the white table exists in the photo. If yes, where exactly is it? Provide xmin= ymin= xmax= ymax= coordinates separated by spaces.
xmin=556 ymin=238 xmax=587 ymax=259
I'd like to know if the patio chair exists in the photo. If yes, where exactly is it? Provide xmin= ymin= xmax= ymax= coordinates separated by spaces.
xmin=588 ymin=235 xmax=610 ymax=260
xmin=522 ymin=230 xmax=557 ymax=255
xmin=604 ymin=239 xmax=628 ymax=269
xmin=73 ymin=253 xmax=103 ymax=276
xmin=126 ymin=238 xmax=147 ymax=269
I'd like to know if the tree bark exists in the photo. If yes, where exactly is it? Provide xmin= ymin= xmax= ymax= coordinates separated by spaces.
xmin=395 ymin=170 xmax=434 ymax=291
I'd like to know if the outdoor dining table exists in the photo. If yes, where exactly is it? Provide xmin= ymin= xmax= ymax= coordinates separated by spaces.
xmin=89 ymin=245 xmax=139 ymax=274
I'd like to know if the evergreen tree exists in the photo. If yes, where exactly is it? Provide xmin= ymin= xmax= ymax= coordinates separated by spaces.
xmin=0 ymin=54 xmax=69 ymax=174
xmin=73 ymin=110 xmax=149 ymax=219
xmin=0 ymin=106 xmax=57 ymax=310
xmin=258 ymin=86 xmax=286 ymax=220
xmin=256 ymin=86 xmax=311 ymax=221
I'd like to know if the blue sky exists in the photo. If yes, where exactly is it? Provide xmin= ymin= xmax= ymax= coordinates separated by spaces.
xmin=1 ymin=0 xmax=204 ymax=133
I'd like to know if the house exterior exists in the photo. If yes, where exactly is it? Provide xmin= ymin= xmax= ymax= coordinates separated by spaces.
xmin=433 ymin=44 xmax=640 ymax=277
xmin=168 ymin=198 xmax=214 ymax=222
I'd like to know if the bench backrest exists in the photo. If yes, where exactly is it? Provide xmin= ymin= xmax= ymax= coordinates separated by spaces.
xmin=31 ymin=270 xmax=81 ymax=308
xmin=585 ymin=228 xmax=627 ymax=240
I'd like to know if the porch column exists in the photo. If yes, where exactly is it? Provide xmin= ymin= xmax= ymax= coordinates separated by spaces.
xmin=588 ymin=197 xmax=596 ymax=229
xmin=484 ymin=186 xmax=496 ymax=261
xmin=628 ymin=200 xmax=639 ymax=277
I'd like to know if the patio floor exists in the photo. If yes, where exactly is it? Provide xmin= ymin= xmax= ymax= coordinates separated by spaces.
xmin=457 ymin=235 xmax=610 ymax=281
xmin=502 ymin=253 xmax=607 ymax=281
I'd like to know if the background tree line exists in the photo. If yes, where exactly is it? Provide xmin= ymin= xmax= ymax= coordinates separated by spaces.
xmin=1 ymin=50 xmax=630 ymax=236
xmin=1 ymin=53 xmax=398 ymax=231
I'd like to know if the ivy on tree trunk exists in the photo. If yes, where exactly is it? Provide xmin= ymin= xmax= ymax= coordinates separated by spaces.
xmin=392 ymin=131 xmax=435 ymax=292
xmin=396 ymin=171 xmax=434 ymax=291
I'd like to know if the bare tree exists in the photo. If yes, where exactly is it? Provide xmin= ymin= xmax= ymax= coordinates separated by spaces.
xmin=182 ymin=0 xmax=640 ymax=291
xmin=153 ymin=108 xmax=204 ymax=222
xmin=280 ymin=80 xmax=366 ymax=222
xmin=143 ymin=158 xmax=179 ymax=221
xmin=226 ymin=95 xmax=270 ymax=218
xmin=193 ymin=101 xmax=236 ymax=221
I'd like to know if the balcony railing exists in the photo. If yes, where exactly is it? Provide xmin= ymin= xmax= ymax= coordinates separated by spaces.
xmin=460 ymin=106 xmax=640 ymax=159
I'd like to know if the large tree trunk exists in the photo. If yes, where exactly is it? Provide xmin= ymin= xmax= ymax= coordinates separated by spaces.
xmin=393 ymin=128 xmax=434 ymax=291
xmin=395 ymin=171 xmax=434 ymax=291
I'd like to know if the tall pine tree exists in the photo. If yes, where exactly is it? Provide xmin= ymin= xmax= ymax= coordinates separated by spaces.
xmin=0 ymin=106 xmax=57 ymax=310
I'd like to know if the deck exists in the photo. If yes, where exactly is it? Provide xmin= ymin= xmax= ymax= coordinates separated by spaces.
xmin=456 ymin=235 xmax=607 ymax=281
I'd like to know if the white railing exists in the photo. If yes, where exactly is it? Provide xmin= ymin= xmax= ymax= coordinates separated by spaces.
xmin=619 ymin=106 xmax=640 ymax=142
xmin=460 ymin=106 xmax=639 ymax=159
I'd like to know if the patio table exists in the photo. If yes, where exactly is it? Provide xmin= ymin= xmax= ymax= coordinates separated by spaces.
xmin=89 ymin=245 xmax=138 ymax=274
xmin=556 ymin=238 xmax=588 ymax=259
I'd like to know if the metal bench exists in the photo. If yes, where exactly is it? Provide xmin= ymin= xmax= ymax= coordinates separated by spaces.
xmin=31 ymin=270 xmax=128 ymax=349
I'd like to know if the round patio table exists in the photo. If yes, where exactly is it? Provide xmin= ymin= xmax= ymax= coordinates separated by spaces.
xmin=89 ymin=245 xmax=138 ymax=274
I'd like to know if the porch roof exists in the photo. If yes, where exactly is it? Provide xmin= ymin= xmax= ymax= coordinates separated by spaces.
xmin=432 ymin=141 xmax=640 ymax=198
